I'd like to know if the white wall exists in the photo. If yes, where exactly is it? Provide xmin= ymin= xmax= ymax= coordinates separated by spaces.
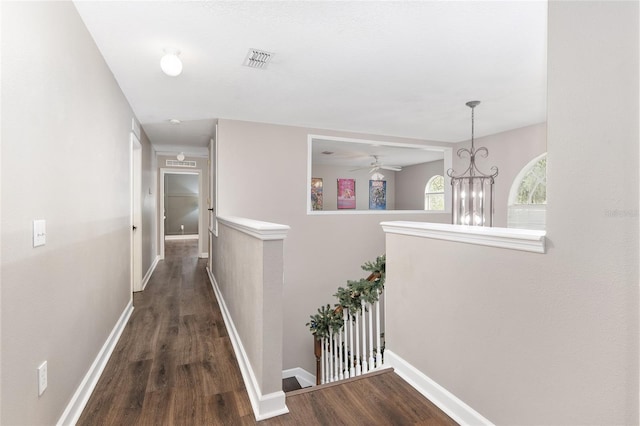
xmin=210 ymin=221 xmax=284 ymax=397
xmin=1 ymin=2 xmax=154 ymax=424
xmin=216 ymin=119 xmax=451 ymax=374
xmin=385 ymin=1 xmax=638 ymax=424
xmin=395 ymin=160 xmax=445 ymax=210
xmin=140 ymin=129 xmax=158 ymax=275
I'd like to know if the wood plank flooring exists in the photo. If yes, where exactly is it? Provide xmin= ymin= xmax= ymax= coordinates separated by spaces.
xmin=78 ymin=239 xmax=457 ymax=425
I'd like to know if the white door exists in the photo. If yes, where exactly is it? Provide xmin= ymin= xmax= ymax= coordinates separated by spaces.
xmin=130 ymin=132 xmax=142 ymax=292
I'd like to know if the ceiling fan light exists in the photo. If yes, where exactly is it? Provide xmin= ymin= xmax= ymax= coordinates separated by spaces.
xmin=160 ymin=49 xmax=183 ymax=77
xmin=371 ymin=172 xmax=385 ymax=180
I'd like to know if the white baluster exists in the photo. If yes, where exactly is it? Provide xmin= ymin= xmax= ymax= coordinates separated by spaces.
xmin=342 ymin=310 xmax=349 ymax=379
xmin=323 ymin=337 xmax=328 ymax=384
xmin=361 ymin=300 xmax=368 ymax=373
xmin=333 ymin=332 xmax=338 ymax=382
xmin=320 ymin=338 xmax=325 ymax=384
xmin=375 ymin=291 xmax=382 ymax=368
xmin=368 ymin=301 xmax=374 ymax=370
xmin=349 ymin=310 xmax=355 ymax=377
xmin=328 ymin=330 xmax=333 ymax=383
xmin=338 ymin=322 xmax=344 ymax=380
xmin=354 ymin=310 xmax=361 ymax=376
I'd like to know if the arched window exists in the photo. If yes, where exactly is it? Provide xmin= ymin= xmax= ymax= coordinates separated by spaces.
xmin=508 ymin=153 xmax=546 ymax=230
xmin=424 ymin=175 xmax=445 ymax=210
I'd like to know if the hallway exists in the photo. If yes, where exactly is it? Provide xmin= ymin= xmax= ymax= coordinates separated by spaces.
xmin=78 ymin=240 xmax=456 ymax=425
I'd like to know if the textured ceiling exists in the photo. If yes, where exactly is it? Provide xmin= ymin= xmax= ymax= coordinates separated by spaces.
xmin=73 ymin=1 xmax=547 ymax=157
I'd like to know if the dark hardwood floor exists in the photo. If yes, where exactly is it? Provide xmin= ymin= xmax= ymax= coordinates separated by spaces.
xmin=78 ymin=239 xmax=457 ymax=425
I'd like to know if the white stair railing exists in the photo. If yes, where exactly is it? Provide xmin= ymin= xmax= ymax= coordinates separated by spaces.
xmin=308 ymin=255 xmax=386 ymax=386
xmin=318 ymin=289 xmax=384 ymax=385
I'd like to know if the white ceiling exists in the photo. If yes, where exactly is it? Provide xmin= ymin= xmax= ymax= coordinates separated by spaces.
xmin=73 ymin=1 xmax=547 ymax=158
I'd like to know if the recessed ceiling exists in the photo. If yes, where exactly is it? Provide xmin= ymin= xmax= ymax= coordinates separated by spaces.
xmin=312 ymin=138 xmax=444 ymax=169
xmin=73 ymin=1 xmax=547 ymax=154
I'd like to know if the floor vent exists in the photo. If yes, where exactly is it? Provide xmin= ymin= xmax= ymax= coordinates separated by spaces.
xmin=166 ymin=160 xmax=196 ymax=168
xmin=243 ymin=48 xmax=273 ymax=69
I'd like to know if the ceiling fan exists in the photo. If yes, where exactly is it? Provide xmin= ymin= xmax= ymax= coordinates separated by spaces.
xmin=350 ymin=155 xmax=402 ymax=173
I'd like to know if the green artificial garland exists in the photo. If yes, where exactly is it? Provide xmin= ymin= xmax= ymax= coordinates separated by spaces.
xmin=307 ymin=254 xmax=385 ymax=340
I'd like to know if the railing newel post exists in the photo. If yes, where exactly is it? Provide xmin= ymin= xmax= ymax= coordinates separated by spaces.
xmin=314 ymin=335 xmax=322 ymax=385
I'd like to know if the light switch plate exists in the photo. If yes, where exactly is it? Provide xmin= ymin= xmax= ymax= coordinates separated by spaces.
xmin=38 ymin=361 xmax=47 ymax=396
xmin=33 ymin=219 xmax=46 ymax=247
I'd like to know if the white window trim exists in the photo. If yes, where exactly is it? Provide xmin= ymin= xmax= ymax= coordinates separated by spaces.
xmin=424 ymin=175 xmax=445 ymax=211
xmin=507 ymin=153 xmax=547 ymax=230
xmin=508 ymin=152 xmax=547 ymax=206
xmin=307 ymin=134 xmax=453 ymax=215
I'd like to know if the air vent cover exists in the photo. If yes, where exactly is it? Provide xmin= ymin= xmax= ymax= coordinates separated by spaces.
xmin=166 ymin=160 xmax=196 ymax=168
xmin=243 ymin=49 xmax=273 ymax=69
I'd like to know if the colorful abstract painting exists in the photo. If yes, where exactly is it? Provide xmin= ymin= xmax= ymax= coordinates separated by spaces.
xmin=311 ymin=177 xmax=323 ymax=211
xmin=369 ymin=180 xmax=386 ymax=210
xmin=337 ymin=178 xmax=356 ymax=209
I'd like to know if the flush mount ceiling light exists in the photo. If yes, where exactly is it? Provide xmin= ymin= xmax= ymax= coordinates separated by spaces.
xmin=160 ymin=48 xmax=183 ymax=77
xmin=169 ymin=118 xmax=181 ymax=125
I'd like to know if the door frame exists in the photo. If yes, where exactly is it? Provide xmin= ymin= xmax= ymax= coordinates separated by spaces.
xmin=208 ymin=132 xmax=218 ymax=272
xmin=159 ymin=168 xmax=203 ymax=259
xmin=130 ymin=132 xmax=142 ymax=293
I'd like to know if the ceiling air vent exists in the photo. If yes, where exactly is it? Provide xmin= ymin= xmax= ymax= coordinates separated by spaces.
xmin=243 ymin=48 xmax=273 ymax=69
xmin=166 ymin=160 xmax=196 ymax=168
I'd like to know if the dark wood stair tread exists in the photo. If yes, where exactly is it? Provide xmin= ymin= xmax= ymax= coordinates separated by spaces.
xmin=283 ymin=376 xmax=303 ymax=392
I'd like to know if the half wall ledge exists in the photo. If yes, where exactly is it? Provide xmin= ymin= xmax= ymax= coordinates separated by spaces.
xmin=217 ymin=216 xmax=291 ymax=240
xmin=380 ymin=221 xmax=546 ymax=254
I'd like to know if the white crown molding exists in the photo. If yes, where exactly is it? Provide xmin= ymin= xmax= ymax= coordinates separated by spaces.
xmin=381 ymin=221 xmax=546 ymax=253
xmin=217 ymin=216 xmax=290 ymax=241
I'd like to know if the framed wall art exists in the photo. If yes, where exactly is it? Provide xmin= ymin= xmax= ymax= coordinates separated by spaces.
xmin=311 ymin=177 xmax=323 ymax=211
xmin=337 ymin=178 xmax=356 ymax=209
xmin=369 ymin=180 xmax=386 ymax=210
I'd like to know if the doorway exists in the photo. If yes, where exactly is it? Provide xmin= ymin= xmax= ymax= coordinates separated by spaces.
xmin=159 ymin=168 xmax=203 ymax=259
xmin=130 ymin=132 xmax=142 ymax=292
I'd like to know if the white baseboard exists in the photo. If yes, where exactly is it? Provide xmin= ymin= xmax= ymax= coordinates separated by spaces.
xmin=199 ymin=252 xmax=209 ymax=259
xmin=141 ymin=255 xmax=160 ymax=291
xmin=206 ymin=267 xmax=289 ymax=421
xmin=57 ymin=301 xmax=134 ymax=426
xmin=384 ymin=350 xmax=493 ymax=426
xmin=282 ymin=367 xmax=316 ymax=388
xmin=165 ymin=234 xmax=199 ymax=240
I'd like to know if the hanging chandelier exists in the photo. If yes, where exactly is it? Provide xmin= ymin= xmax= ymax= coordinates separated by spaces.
xmin=447 ymin=101 xmax=498 ymax=226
